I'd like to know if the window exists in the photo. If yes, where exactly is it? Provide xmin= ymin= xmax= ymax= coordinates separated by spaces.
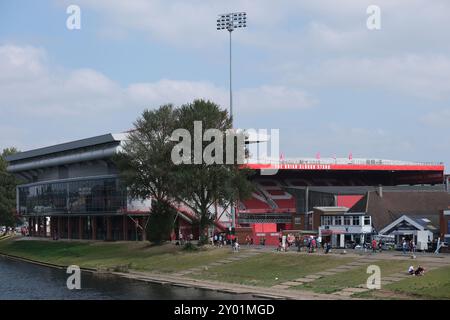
xmin=344 ymin=216 xmax=351 ymax=225
xmin=17 ymin=177 xmax=126 ymax=216
xmin=353 ymin=216 xmax=360 ymax=226
xmin=364 ymin=216 xmax=371 ymax=226
xmin=321 ymin=216 xmax=332 ymax=225
xmin=335 ymin=216 xmax=342 ymax=225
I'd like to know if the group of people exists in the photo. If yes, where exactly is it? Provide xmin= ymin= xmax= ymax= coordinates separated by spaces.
xmin=277 ymin=233 xmax=297 ymax=252
xmin=276 ymin=234 xmax=332 ymax=254
xmin=245 ymin=235 xmax=254 ymax=246
xmin=371 ymin=239 xmax=383 ymax=253
xmin=408 ymin=265 xmax=425 ymax=276
xmin=177 ymin=232 xmax=194 ymax=245
xmin=211 ymin=233 xmax=239 ymax=249
xmin=402 ymin=238 xmax=417 ymax=254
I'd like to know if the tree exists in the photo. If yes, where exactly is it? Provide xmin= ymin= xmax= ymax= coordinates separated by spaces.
xmin=115 ymin=105 xmax=178 ymax=243
xmin=115 ymin=100 xmax=254 ymax=245
xmin=146 ymin=200 xmax=177 ymax=244
xmin=0 ymin=148 xmax=19 ymax=230
xmin=173 ymin=100 xmax=254 ymax=243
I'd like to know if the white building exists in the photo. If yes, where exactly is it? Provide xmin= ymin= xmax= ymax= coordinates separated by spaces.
xmin=315 ymin=207 xmax=373 ymax=248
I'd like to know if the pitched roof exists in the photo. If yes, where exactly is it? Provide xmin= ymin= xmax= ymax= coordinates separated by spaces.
xmin=5 ymin=133 xmax=123 ymax=163
xmin=349 ymin=191 xmax=450 ymax=231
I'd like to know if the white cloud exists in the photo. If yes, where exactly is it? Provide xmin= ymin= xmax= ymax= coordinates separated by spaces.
xmin=283 ymin=124 xmax=414 ymax=160
xmin=236 ymin=86 xmax=316 ymax=113
xmin=63 ymin=0 xmax=450 ymax=53
xmin=0 ymin=44 xmax=314 ymax=120
xmin=63 ymin=0 xmax=450 ymax=103
xmin=289 ymin=54 xmax=450 ymax=100
xmin=0 ymin=45 xmax=47 ymax=83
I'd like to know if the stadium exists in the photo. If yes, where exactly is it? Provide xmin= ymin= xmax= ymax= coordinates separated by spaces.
xmin=5 ymin=133 xmax=450 ymax=248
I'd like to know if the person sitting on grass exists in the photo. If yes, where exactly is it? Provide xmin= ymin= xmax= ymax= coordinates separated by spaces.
xmin=408 ymin=265 xmax=415 ymax=275
xmin=414 ymin=265 xmax=425 ymax=276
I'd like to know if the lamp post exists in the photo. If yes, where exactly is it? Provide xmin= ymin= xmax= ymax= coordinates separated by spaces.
xmin=216 ymin=12 xmax=247 ymax=230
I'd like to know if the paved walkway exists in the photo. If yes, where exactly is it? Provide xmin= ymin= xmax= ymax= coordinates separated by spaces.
xmin=112 ymin=269 xmax=351 ymax=300
xmin=172 ymin=249 xmax=262 ymax=277
xmin=271 ymin=258 xmax=370 ymax=290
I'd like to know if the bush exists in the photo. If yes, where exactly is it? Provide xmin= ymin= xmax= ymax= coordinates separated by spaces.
xmin=182 ymin=242 xmax=198 ymax=252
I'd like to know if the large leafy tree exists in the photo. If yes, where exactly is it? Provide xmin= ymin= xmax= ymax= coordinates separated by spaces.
xmin=0 ymin=148 xmax=19 ymax=229
xmin=116 ymin=100 xmax=253 ymax=245
xmin=115 ymin=104 xmax=178 ymax=242
xmin=116 ymin=104 xmax=178 ymax=202
xmin=173 ymin=100 xmax=253 ymax=242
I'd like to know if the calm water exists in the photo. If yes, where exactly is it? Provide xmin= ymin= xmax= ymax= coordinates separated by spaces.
xmin=0 ymin=257 xmax=258 ymax=300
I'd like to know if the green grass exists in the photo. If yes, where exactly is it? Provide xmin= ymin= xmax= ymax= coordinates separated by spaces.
xmin=352 ymin=266 xmax=450 ymax=300
xmin=297 ymin=259 xmax=428 ymax=294
xmin=0 ymin=239 xmax=233 ymax=273
xmin=191 ymin=252 xmax=354 ymax=287
xmin=383 ymin=266 xmax=450 ymax=299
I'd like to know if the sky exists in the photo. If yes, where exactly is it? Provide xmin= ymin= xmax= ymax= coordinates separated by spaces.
xmin=0 ymin=0 xmax=449 ymax=171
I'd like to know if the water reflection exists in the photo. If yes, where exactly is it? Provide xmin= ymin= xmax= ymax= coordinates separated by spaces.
xmin=0 ymin=257 xmax=259 ymax=300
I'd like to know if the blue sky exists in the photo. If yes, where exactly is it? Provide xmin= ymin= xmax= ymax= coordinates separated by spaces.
xmin=0 ymin=0 xmax=449 ymax=171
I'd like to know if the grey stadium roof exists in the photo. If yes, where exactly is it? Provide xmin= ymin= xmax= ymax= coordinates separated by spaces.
xmin=5 ymin=133 xmax=122 ymax=163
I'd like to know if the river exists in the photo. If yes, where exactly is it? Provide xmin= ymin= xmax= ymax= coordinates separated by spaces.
xmin=0 ymin=256 xmax=258 ymax=300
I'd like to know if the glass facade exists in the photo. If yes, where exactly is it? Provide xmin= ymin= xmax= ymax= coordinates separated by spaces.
xmin=18 ymin=177 xmax=126 ymax=215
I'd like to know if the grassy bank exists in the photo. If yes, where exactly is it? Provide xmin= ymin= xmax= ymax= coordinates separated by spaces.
xmin=0 ymin=238 xmax=233 ymax=273
xmin=192 ymin=253 xmax=354 ymax=287
xmin=1 ymin=238 xmax=449 ymax=299
xmin=355 ymin=266 xmax=450 ymax=300
xmin=296 ymin=259 xmax=426 ymax=294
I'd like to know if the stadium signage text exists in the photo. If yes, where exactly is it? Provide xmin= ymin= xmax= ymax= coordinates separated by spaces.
xmin=275 ymin=164 xmax=331 ymax=170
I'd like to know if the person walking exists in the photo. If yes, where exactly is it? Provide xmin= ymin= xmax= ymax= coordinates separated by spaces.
xmin=311 ymin=237 xmax=316 ymax=253
xmin=179 ymin=232 xmax=184 ymax=245
xmin=402 ymin=239 xmax=407 ymax=254
xmin=372 ymin=239 xmax=377 ymax=253
xmin=234 ymin=239 xmax=240 ymax=252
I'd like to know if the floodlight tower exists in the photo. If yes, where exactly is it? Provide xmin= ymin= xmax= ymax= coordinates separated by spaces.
xmin=216 ymin=12 xmax=247 ymax=230
xmin=216 ymin=12 xmax=247 ymax=127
